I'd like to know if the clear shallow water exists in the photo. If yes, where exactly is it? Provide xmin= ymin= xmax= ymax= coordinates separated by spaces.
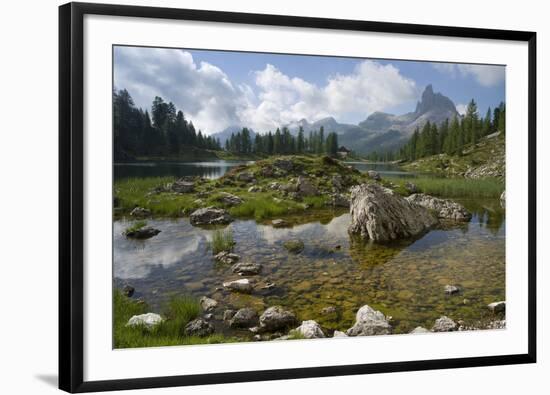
xmin=114 ymin=160 xmax=252 ymax=180
xmin=113 ymin=199 xmax=505 ymax=336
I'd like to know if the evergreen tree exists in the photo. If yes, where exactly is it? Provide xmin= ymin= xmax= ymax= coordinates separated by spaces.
xmin=297 ymin=126 xmax=305 ymax=153
xmin=273 ymin=128 xmax=282 ymax=154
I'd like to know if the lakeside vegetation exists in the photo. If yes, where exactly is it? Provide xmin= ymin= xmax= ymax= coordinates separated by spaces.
xmin=209 ymin=228 xmax=235 ymax=254
xmin=114 ymin=290 xmax=231 ymax=348
xmin=114 ymin=155 xmax=368 ymax=220
xmin=388 ymin=176 xmax=504 ymax=198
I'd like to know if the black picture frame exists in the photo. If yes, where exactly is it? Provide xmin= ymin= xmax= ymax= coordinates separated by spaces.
xmin=59 ymin=2 xmax=537 ymax=393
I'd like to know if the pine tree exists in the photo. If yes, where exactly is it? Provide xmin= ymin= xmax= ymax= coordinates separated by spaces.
xmin=297 ymin=126 xmax=305 ymax=153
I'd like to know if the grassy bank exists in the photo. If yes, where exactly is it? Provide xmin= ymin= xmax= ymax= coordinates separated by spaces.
xmin=387 ymin=176 xmax=504 ymax=198
xmin=114 ymin=155 xmax=370 ymax=220
xmin=401 ymin=133 xmax=505 ymax=178
xmin=114 ymin=290 xmax=231 ymax=348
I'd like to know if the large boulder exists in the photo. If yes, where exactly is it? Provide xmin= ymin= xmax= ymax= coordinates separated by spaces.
xmin=223 ymin=278 xmax=253 ymax=293
xmin=432 ymin=316 xmax=458 ymax=332
xmin=406 ymin=194 xmax=471 ymax=221
xmin=259 ymin=306 xmax=297 ymax=332
xmin=348 ymin=184 xmax=438 ymax=242
xmin=294 ymin=320 xmax=325 ymax=339
xmin=184 ymin=318 xmax=214 ymax=337
xmin=230 ymin=308 xmax=259 ymax=328
xmin=346 ymin=305 xmax=392 ymax=336
xmin=190 ymin=207 xmax=233 ymax=225
xmin=232 ymin=262 xmax=262 ymax=276
xmin=126 ymin=313 xmax=163 ymax=329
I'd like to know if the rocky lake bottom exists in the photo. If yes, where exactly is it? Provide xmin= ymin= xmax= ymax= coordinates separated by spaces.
xmin=114 ymin=197 xmax=505 ymax=340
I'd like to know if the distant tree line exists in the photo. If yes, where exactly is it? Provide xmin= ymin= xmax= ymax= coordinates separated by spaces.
xmin=113 ymin=89 xmax=221 ymax=159
xmin=397 ymin=100 xmax=505 ymax=161
xmin=225 ymin=126 xmax=340 ymax=157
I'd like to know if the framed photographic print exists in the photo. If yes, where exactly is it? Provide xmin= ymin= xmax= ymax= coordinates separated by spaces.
xmin=59 ymin=2 xmax=537 ymax=392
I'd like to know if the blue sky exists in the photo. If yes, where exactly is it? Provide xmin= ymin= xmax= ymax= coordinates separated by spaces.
xmin=114 ymin=46 xmax=505 ymax=134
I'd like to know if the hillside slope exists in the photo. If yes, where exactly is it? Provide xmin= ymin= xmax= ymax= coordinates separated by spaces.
xmin=402 ymin=132 xmax=505 ymax=179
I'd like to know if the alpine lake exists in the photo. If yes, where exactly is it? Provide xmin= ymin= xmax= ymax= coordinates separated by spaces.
xmin=114 ymin=159 xmax=505 ymax=340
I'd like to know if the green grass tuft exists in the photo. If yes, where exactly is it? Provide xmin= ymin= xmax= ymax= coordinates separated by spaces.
xmin=113 ymin=289 xmax=232 ymax=348
xmin=124 ymin=220 xmax=147 ymax=234
xmin=208 ymin=228 xmax=235 ymax=254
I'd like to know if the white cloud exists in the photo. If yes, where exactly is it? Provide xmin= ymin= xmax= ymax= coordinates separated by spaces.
xmin=114 ymin=46 xmax=250 ymax=134
xmin=456 ymin=103 xmax=467 ymax=115
xmin=433 ymin=63 xmax=505 ymax=87
xmin=115 ymin=47 xmax=418 ymax=134
xmin=243 ymin=61 xmax=418 ymax=132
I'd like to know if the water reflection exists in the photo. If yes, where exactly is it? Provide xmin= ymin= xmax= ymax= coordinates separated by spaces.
xmin=114 ymin=200 xmax=505 ymax=334
xmin=114 ymin=160 xmax=252 ymax=181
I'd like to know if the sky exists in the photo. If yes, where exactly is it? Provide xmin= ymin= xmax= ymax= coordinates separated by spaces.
xmin=114 ymin=45 xmax=505 ymax=135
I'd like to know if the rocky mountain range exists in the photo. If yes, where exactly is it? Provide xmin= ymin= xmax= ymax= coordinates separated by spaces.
xmin=212 ymin=85 xmax=459 ymax=154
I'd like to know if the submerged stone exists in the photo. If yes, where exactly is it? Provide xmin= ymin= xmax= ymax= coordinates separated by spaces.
xmin=283 ymin=239 xmax=305 ymax=254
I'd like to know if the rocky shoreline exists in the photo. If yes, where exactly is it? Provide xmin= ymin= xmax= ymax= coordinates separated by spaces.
xmin=116 ymin=155 xmax=505 ymax=345
xmin=124 ymin=286 xmax=506 ymax=341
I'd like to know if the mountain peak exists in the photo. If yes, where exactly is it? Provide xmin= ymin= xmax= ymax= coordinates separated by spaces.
xmin=415 ymin=85 xmax=456 ymax=116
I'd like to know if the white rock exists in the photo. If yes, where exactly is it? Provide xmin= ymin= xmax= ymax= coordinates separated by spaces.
xmin=294 ymin=320 xmax=325 ymax=339
xmin=432 ymin=316 xmax=458 ymax=332
xmin=126 ymin=313 xmax=163 ymax=329
xmin=410 ymin=326 xmax=430 ymax=334
xmin=444 ymin=285 xmax=460 ymax=295
xmin=346 ymin=305 xmax=392 ymax=336
xmin=199 ymin=296 xmax=218 ymax=311
xmin=333 ymin=330 xmax=348 ymax=338
xmin=406 ymin=194 xmax=471 ymax=221
xmin=223 ymin=278 xmax=253 ymax=293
